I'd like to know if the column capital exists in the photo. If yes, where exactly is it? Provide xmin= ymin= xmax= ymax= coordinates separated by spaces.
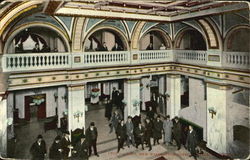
xmin=67 ymin=83 xmax=86 ymax=91
xmin=126 ymin=76 xmax=141 ymax=81
xmin=166 ymin=74 xmax=180 ymax=78
xmin=206 ymin=81 xmax=232 ymax=90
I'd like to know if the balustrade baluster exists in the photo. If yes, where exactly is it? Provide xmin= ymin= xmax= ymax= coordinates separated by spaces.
xmin=19 ymin=57 xmax=23 ymax=68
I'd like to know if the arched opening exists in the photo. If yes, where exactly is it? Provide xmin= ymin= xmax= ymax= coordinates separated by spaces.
xmin=178 ymin=30 xmax=207 ymax=50
xmin=140 ymin=30 xmax=171 ymax=50
xmin=7 ymin=27 xmax=68 ymax=53
xmin=226 ymin=28 xmax=250 ymax=52
xmin=84 ymin=29 xmax=128 ymax=52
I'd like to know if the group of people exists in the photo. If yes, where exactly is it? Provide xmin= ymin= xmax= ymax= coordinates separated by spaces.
xmin=94 ymin=42 xmax=123 ymax=51
xmin=30 ymin=122 xmax=99 ymax=160
xmin=107 ymin=105 xmax=198 ymax=160
xmin=146 ymin=43 xmax=166 ymax=50
xmin=15 ymin=42 xmax=58 ymax=53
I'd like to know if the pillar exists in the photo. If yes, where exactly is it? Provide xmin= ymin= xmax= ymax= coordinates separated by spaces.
xmin=0 ymin=96 xmax=7 ymax=157
xmin=166 ymin=74 xmax=181 ymax=119
xmin=206 ymin=82 xmax=229 ymax=155
xmin=57 ymin=86 xmax=67 ymax=127
xmin=124 ymin=78 xmax=140 ymax=121
xmin=140 ymin=77 xmax=150 ymax=111
xmin=68 ymin=84 xmax=86 ymax=132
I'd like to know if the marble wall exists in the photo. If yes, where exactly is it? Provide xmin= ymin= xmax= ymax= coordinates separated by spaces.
xmin=226 ymin=87 xmax=249 ymax=158
xmin=140 ymin=77 xmax=151 ymax=111
xmin=179 ymin=78 xmax=207 ymax=141
xmin=206 ymin=84 xmax=228 ymax=154
xmin=15 ymin=87 xmax=59 ymax=119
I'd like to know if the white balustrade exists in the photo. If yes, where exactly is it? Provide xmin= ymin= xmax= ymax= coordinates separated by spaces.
xmin=2 ymin=50 xmax=249 ymax=72
xmin=175 ymin=50 xmax=207 ymax=65
xmin=2 ymin=52 xmax=71 ymax=72
xmin=223 ymin=51 xmax=250 ymax=70
xmin=138 ymin=50 xmax=173 ymax=63
xmin=82 ymin=51 xmax=130 ymax=67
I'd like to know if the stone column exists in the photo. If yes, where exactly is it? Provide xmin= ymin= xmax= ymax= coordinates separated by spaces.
xmin=68 ymin=84 xmax=86 ymax=132
xmin=124 ymin=78 xmax=140 ymax=121
xmin=0 ymin=95 xmax=7 ymax=157
xmin=166 ymin=74 xmax=181 ymax=119
xmin=206 ymin=82 xmax=229 ymax=155
xmin=57 ymin=86 xmax=67 ymax=127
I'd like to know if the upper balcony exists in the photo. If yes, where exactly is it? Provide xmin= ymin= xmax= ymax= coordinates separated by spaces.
xmin=2 ymin=50 xmax=249 ymax=72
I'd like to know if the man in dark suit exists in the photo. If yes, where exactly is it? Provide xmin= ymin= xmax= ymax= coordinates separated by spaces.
xmin=86 ymin=122 xmax=99 ymax=157
xmin=146 ymin=106 xmax=155 ymax=121
xmin=60 ymin=131 xmax=72 ymax=159
xmin=111 ymin=87 xmax=118 ymax=105
xmin=73 ymin=134 xmax=89 ymax=160
xmin=144 ymin=118 xmax=153 ymax=151
xmin=153 ymin=115 xmax=163 ymax=145
xmin=49 ymin=135 xmax=62 ymax=159
xmin=110 ymin=110 xmax=122 ymax=133
xmin=30 ymin=135 xmax=47 ymax=160
xmin=116 ymin=120 xmax=127 ymax=153
xmin=173 ymin=117 xmax=182 ymax=150
xmin=186 ymin=125 xmax=198 ymax=160
xmin=134 ymin=122 xmax=145 ymax=150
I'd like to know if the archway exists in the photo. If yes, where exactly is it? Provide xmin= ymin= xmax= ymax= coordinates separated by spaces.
xmin=6 ymin=27 xmax=69 ymax=54
xmin=84 ymin=28 xmax=128 ymax=52
xmin=225 ymin=27 xmax=250 ymax=52
xmin=140 ymin=29 xmax=171 ymax=50
xmin=175 ymin=29 xmax=207 ymax=50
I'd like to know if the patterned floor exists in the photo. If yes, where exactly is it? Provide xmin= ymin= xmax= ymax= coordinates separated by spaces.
xmin=12 ymin=104 xmax=219 ymax=160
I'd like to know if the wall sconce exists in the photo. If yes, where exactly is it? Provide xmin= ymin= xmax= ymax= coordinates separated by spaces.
xmin=74 ymin=111 xmax=83 ymax=122
xmin=54 ymin=93 xmax=58 ymax=102
xmin=208 ymin=107 xmax=217 ymax=119
xmin=0 ymin=91 xmax=9 ymax=101
xmin=62 ymin=93 xmax=67 ymax=103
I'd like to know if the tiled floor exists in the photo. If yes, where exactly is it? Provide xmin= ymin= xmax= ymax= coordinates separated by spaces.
xmin=12 ymin=103 xmax=219 ymax=160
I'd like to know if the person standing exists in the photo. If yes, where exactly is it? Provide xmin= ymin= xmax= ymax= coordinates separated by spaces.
xmin=32 ymin=43 xmax=40 ymax=52
xmin=173 ymin=117 xmax=182 ymax=150
xmin=61 ymin=131 xmax=73 ymax=159
xmin=116 ymin=120 xmax=127 ymax=153
xmin=105 ymin=98 xmax=113 ymax=121
xmin=112 ymin=42 xmax=123 ymax=51
xmin=49 ymin=135 xmax=62 ymax=159
xmin=186 ymin=125 xmax=198 ymax=160
xmin=163 ymin=115 xmax=173 ymax=145
xmin=146 ymin=106 xmax=155 ymax=121
xmin=146 ymin=43 xmax=153 ymax=50
xmin=134 ymin=122 xmax=145 ymax=150
xmin=126 ymin=116 xmax=135 ymax=148
xmin=86 ymin=122 xmax=99 ymax=157
xmin=153 ymin=115 xmax=163 ymax=145
xmin=73 ymin=135 xmax=89 ymax=160
xmin=144 ymin=118 xmax=153 ymax=151
xmin=110 ymin=110 xmax=122 ymax=133
xmin=30 ymin=135 xmax=47 ymax=160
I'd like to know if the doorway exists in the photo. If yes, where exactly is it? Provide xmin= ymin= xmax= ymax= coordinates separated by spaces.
xmin=24 ymin=94 xmax=46 ymax=121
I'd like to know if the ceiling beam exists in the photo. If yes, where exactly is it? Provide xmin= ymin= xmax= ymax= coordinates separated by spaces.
xmin=171 ymin=2 xmax=248 ymax=21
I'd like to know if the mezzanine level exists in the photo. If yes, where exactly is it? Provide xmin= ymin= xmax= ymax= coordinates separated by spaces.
xmin=2 ymin=50 xmax=249 ymax=73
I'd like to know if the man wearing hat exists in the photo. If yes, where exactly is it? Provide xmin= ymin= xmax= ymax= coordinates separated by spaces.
xmin=86 ymin=122 xmax=99 ymax=157
xmin=153 ymin=115 xmax=163 ymax=145
xmin=49 ymin=135 xmax=62 ymax=159
xmin=30 ymin=134 xmax=47 ymax=160
xmin=61 ymin=131 xmax=73 ymax=158
xmin=173 ymin=117 xmax=182 ymax=150
xmin=73 ymin=134 xmax=89 ymax=160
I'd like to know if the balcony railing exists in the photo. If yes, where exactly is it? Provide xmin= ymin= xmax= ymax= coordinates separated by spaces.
xmin=1 ymin=50 xmax=249 ymax=72
xmin=138 ymin=50 xmax=173 ymax=64
xmin=222 ymin=51 xmax=249 ymax=70
xmin=2 ymin=53 xmax=71 ymax=72
xmin=175 ymin=50 xmax=207 ymax=65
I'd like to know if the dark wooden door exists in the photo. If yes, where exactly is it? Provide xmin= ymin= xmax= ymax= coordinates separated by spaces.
xmin=24 ymin=96 xmax=31 ymax=121
xmin=37 ymin=94 xmax=46 ymax=119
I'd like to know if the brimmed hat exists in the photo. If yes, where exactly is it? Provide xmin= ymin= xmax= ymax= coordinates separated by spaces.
xmin=80 ymin=134 xmax=86 ymax=139
xmin=90 ymin=122 xmax=95 ymax=126
xmin=55 ymin=135 xmax=61 ymax=141
xmin=37 ymin=135 xmax=43 ymax=139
